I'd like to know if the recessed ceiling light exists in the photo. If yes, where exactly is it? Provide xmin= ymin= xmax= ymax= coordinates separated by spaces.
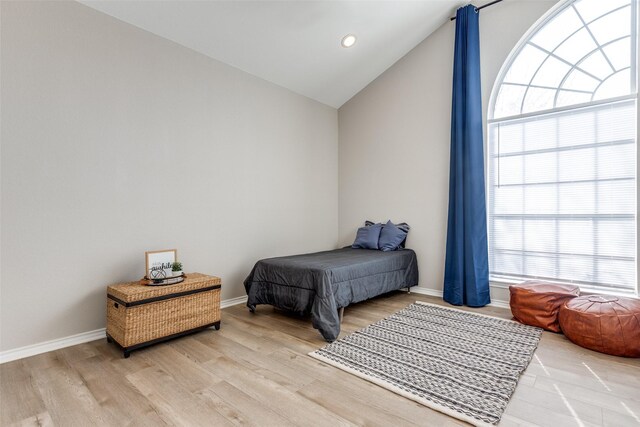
xmin=341 ymin=34 xmax=357 ymax=48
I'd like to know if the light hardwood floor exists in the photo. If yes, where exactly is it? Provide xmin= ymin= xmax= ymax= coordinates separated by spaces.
xmin=1 ymin=292 xmax=639 ymax=427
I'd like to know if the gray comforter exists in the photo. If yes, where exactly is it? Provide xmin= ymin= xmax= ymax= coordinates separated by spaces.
xmin=243 ymin=247 xmax=419 ymax=341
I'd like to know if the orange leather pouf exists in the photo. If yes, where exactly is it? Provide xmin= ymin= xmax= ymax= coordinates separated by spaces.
xmin=559 ymin=295 xmax=640 ymax=357
xmin=509 ymin=281 xmax=580 ymax=332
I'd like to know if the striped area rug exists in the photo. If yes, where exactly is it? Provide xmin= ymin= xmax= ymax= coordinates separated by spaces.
xmin=309 ymin=301 xmax=542 ymax=426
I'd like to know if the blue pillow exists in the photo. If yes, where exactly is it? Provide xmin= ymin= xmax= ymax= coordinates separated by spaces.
xmin=378 ymin=220 xmax=408 ymax=251
xmin=352 ymin=223 xmax=383 ymax=249
xmin=365 ymin=220 xmax=410 ymax=248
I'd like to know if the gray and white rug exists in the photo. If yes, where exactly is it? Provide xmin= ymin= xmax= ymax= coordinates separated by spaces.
xmin=309 ymin=301 xmax=542 ymax=426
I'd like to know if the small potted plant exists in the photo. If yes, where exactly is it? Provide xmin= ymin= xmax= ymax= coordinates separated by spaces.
xmin=171 ymin=261 xmax=183 ymax=277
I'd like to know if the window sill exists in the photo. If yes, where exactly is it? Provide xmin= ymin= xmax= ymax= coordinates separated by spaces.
xmin=489 ymin=278 xmax=515 ymax=289
xmin=490 ymin=276 xmax=639 ymax=299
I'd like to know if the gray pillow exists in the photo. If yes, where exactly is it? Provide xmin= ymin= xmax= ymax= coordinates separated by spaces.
xmin=352 ymin=223 xmax=383 ymax=249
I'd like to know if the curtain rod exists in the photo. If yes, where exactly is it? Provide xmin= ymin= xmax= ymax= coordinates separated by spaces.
xmin=450 ymin=0 xmax=504 ymax=21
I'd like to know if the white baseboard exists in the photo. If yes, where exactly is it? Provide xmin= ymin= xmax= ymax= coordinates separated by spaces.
xmin=410 ymin=287 xmax=443 ymax=298
xmin=410 ymin=286 xmax=511 ymax=310
xmin=0 ymin=328 xmax=108 ymax=365
xmin=488 ymin=300 xmax=512 ymax=309
xmin=220 ymin=295 xmax=248 ymax=309
xmin=0 ymin=294 xmax=249 ymax=364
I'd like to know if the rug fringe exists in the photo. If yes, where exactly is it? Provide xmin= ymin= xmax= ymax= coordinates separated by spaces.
xmin=413 ymin=300 xmax=536 ymax=326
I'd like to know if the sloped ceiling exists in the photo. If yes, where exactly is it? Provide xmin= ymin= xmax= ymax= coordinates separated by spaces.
xmin=80 ymin=1 xmax=464 ymax=107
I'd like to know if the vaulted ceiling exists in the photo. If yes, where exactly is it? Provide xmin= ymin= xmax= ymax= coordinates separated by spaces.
xmin=80 ymin=1 xmax=464 ymax=108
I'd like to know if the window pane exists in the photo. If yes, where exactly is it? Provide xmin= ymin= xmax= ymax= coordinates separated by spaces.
xmin=598 ymin=180 xmax=635 ymax=215
xmin=558 ymin=110 xmax=596 ymax=147
xmin=492 ymin=251 xmax=523 ymax=276
xmin=556 ymin=90 xmax=592 ymax=107
xmin=524 ymin=219 xmax=557 ymax=252
xmin=495 ymin=155 xmax=523 ymax=186
xmin=494 ymin=85 xmax=527 ymax=118
xmin=492 ymin=185 xmax=523 ymax=215
xmin=593 ymin=69 xmax=631 ymax=100
xmin=525 ymin=185 xmax=558 ymax=214
xmin=558 ymin=220 xmax=593 ymax=255
xmin=574 ymin=0 xmax=629 ymax=24
xmin=603 ymin=37 xmax=631 ymax=71
xmin=562 ymin=68 xmax=600 ymax=91
xmin=558 ymin=254 xmax=593 ymax=283
xmin=524 ymin=118 xmax=557 ymax=151
xmin=492 ymin=122 xmax=523 ymax=155
xmin=579 ymin=50 xmax=615 ymax=79
xmin=524 ymin=152 xmax=557 ymax=184
xmin=597 ymin=103 xmax=636 ymax=141
xmin=597 ymin=220 xmax=636 ymax=258
xmin=558 ymin=148 xmax=596 ymax=181
xmin=530 ymin=7 xmax=582 ymax=51
xmin=503 ymin=44 xmax=548 ymax=85
xmin=558 ymin=182 xmax=596 ymax=214
xmin=522 ymin=87 xmax=555 ymax=113
xmin=588 ymin=6 xmax=631 ymax=46
xmin=597 ymin=259 xmax=635 ymax=289
xmin=531 ymin=56 xmax=572 ymax=87
xmin=597 ymin=143 xmax=635 ymax=179
xmin=523 ymin=253 xmax=557 ymax=278
xmin=554 ymin=28 xmax=597 ymax=64
xmin=493 ymin=219 xmax=523 ymax=251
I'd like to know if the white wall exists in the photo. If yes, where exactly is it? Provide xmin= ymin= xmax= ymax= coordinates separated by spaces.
xmin=0 ymin=1 xmax=338 ymax=352
xmin=338 ymin=0 xmax=558 ymax=302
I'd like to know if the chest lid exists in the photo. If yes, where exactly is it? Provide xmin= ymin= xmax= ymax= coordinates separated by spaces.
xmin=108 ymin=273 xmax=221 ymax=305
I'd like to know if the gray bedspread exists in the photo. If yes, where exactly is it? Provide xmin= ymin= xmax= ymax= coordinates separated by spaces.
xmin=243 ymin=247 xmax=419 ymax=341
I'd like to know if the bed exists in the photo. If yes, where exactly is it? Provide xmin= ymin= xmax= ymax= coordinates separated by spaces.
xmin=243 ymin=247 xmax=419 ymax=341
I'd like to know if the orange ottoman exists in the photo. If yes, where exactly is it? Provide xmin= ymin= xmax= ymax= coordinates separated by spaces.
xmin=559 ymin=295 xmax=640 ymax=357
xmin=509 ymin=281 xmax=580 ymax=332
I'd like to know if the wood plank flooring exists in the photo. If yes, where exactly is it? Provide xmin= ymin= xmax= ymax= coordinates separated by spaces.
xmin=1 ymin=292 xmax=639 ymax=426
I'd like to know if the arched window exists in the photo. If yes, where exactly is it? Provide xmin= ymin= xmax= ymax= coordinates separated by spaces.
xmin=488 ymin=0 xmax=638 ymax=294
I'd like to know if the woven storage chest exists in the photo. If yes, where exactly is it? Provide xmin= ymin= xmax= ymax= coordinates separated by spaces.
xmin=106 ymin=273 xmax=221 ymax=357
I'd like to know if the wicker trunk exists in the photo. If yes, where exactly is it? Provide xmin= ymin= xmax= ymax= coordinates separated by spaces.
xmin=106 ymin=273 xmax=221 ymax=357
